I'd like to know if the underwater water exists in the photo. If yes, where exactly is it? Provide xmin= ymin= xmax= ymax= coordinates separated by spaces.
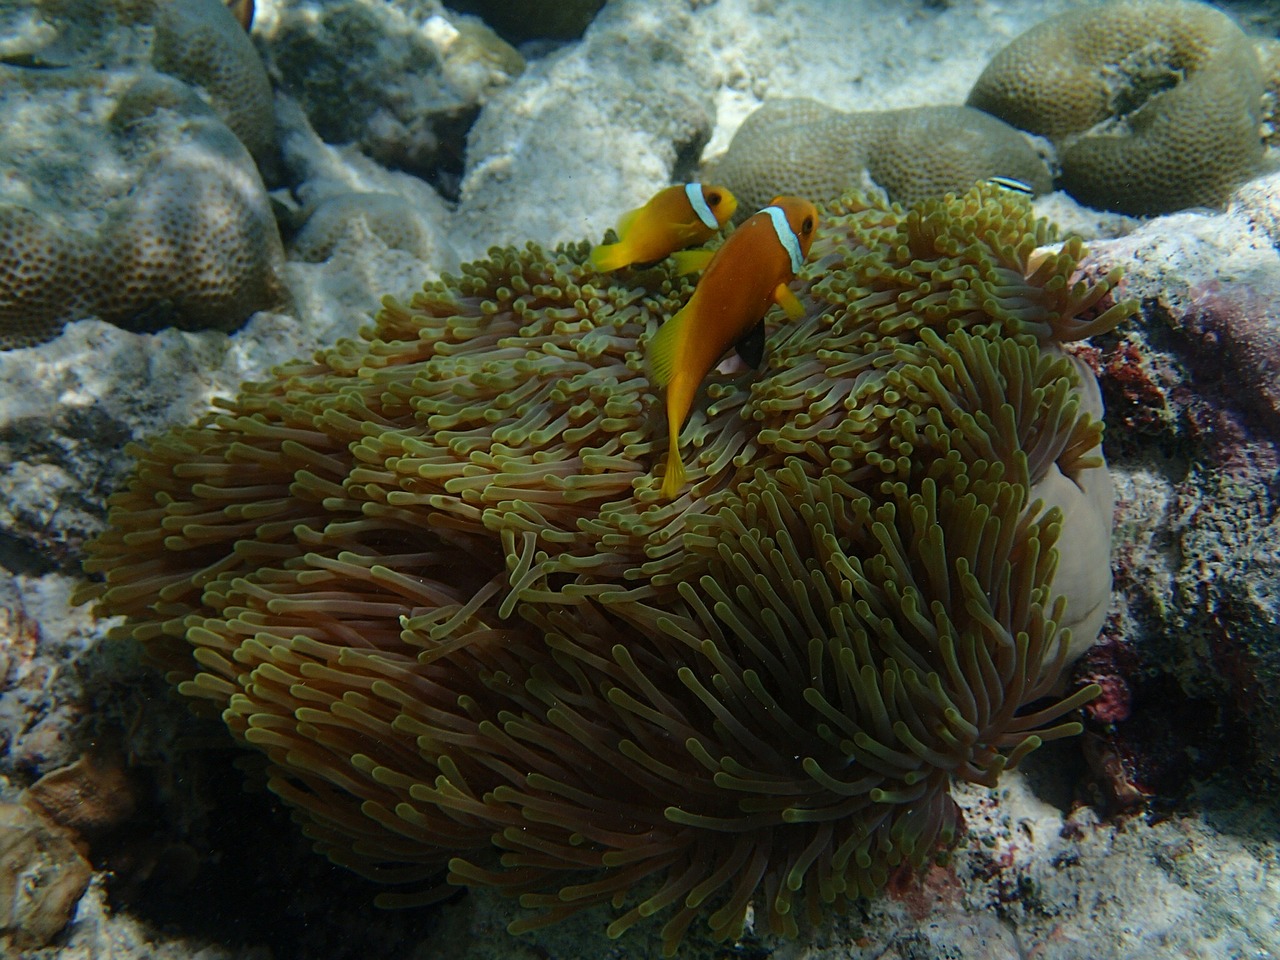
xmin=1 ymin=1 xmax=1278 ymax=959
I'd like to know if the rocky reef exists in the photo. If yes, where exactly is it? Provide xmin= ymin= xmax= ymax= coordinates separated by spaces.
xmin=2 ymin=1 xmax=1279 ymax=958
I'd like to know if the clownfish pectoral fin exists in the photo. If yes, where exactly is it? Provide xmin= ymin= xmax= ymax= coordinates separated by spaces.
xmin=586 ymin=241 xmax=616 ymax=272
xmin=589 ymin=241 xmax=630 ymax=273
xmin=670 ymin=248 xmax=715 ymax=276
xmin=734 ymin=322 xmax=765 ymax=369
xmin=615 ymin=207 xmax=641 ymax=238
xmin=773 ymin=282 xmax=805 ymax=321
xmin=589 ymin=207 xmax=645 ymax=272
xmin=645 ymin=309 xmax=686 ymax=390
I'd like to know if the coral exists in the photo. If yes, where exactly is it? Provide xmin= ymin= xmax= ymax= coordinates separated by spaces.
xmin=966 ymin=0 xmax=1265 ymax=215
xmin=225 ymin=0 xmax=253 ymax=32
xmin=703 ymin=99 xmax=1052 ymax=216
xmin=264 ymin=2 xmax=521 ymax=186
xmin=1082 ymin=204 xmax=1280 ymax=783
xmin=1255 ymin=38 xmax=1280 ymax=147
xmin=1179 ymin=279 xmax=1280 ymax=432
xmin=0 ymin=70 xmax=286 ymax=350
xmin=0 ymin=602 xmax=82 ymax=773
xmin=3 ymin=0 xmax=276 ymax=176
xmin=447 ymin=0 xmax=607 ymax=43
xmin=100 ymin=118 xmax=285 ymax=330
xmin=449 ymin=0 xmax=716 ymax=257
xmin=26 ymin=751 xmax=140 ymax=837
xmin=0 ymin=800 xmax=93 ymax=950
xmin=78 ymin=184 xmax=1131 ymax=952
xmin=291 ymin=192 xmax=442 ymax=263
xmin=1075 ymin=338 xmax=1173 ymax=443
xmin=148 ymin=0 xmax=279 ymax=174
xmin=0 ymin=204 xmax=87 ymax=348
xmin=1082 ymin=185 xmax=1280 ymax=458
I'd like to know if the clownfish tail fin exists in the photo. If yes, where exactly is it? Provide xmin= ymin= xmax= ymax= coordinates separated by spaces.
xmin=660 ymin=447 xmax=686 ymax=499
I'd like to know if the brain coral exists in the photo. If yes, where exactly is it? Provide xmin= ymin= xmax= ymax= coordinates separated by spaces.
xmin=292 ymin=192 xmax=444 ymax=263
xmin=1256 ymin=37 xmax=1280 ymax=147
xmin=703 ymin=99 xmax=1052 ymax=215
xmin=11 ymin=0 xmax=279 ymax=176
xmin=0 ymin=71 xmax=286 ymax=350
xmin=79 ymin=184 xmax=1132 ymax=952
xmin=144 ymin=0 xmax=279 ymax=175
xmin=967 ymin=0 xmax=1265 ymax=215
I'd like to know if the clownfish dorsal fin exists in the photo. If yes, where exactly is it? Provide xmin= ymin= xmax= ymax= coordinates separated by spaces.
xmin=670 ymin=248 xmax=715 ymax=276
xmin=614 ymin=206 xmax=641 ymax=239
xmin=773 ymin=283 xmax=805 ymax=320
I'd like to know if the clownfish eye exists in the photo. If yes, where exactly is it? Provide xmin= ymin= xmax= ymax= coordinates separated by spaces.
xmin=707 ymin=191 xmax=721 ymax=206
xmin=801 ymin=215 xmax=814 ymax=234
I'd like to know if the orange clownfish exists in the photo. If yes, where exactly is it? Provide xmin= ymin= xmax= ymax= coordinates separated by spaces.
xmin=647 ymin=196 xmax=819 ymax=499
xmin=589 ymin=183 xmax=739 ymax=273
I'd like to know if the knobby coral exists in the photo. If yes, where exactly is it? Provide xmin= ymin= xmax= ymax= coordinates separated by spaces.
xmin=704 ymin=99 xmax=1053 ymax=215
xmin=0 ymin=71 xmax=285 ymax=350
xmin=79 ymin=183 xmax=1133 ymax=953
xmin=967 ymin=0 xmax=1265 ymax=215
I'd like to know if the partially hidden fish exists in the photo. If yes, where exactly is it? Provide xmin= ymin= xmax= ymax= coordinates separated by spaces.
xmin=589 ymin=183 xmax=738 ymax=273
xmin=647 ymin=195 xmax=819 ymax=499
xmin=226 ymin=0 xmax=254 ymax=30
xmin=985 ymin=175 xmax=1035 ymax=195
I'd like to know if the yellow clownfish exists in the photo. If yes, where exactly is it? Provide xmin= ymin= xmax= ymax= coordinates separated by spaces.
xmin=647 ymin=196 xmax=819 ymax=499
xmin=589 ymin=183 xmax=739 ymax=273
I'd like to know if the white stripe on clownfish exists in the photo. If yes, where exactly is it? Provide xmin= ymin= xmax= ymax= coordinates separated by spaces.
xmin=685 ymin=182 xmax=719 ymax=230
xmin=763 ymin=205 xmax=803 ymax=274
xmin=986 ymin=175 xmax=1035 ymax=195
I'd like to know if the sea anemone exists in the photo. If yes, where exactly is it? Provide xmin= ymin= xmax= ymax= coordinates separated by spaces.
xmin=78 ymin=182 xmax=1132 ymax=952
